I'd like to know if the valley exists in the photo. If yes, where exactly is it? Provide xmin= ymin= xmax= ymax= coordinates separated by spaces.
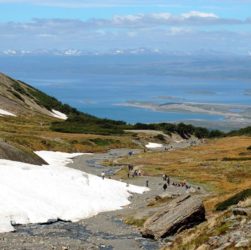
xmin=0 ymin=73 xmax=250 ymax=249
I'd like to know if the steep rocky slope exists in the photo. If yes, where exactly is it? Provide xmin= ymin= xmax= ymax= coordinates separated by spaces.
xmin=0 ymin=73 xmax=57 ymax=117
xmin=0 ymin=73 xmax=70 ymax=164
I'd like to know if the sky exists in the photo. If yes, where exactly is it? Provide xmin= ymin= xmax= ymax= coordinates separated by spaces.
xmin=0 ymin=0 xmax=251 ymax=54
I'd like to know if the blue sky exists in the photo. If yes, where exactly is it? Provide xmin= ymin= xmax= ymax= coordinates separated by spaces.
xmin=0 ymin=0 xmax=251 ymax=54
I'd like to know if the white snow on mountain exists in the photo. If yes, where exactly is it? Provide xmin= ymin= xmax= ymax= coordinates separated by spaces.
xmin=51 ymin=109 xmax=68 ymax=120
xmin=0 ymin=108 xmax=16 ymax=117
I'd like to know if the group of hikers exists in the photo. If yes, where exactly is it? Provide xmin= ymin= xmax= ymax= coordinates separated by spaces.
xmin=127 ymin=164 xmax=142 ymax=178
xmin=162 ymin=174 xmax=193 ymax=191
xmin=100 ymin=160 xmax=196 ymax=192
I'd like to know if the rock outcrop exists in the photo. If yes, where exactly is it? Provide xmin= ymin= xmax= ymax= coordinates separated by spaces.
xmin=0 ymin=141 xmax=47 ymax=165
xmin=141 ymin=194 xmax=206 ymax=239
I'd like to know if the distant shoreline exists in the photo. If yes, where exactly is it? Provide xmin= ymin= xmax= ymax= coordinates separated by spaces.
xmin=117 ymin=101 xmax=251 ymax=131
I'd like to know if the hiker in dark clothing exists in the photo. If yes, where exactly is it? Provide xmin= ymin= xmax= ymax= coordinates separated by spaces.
xmin=133 ymin=170 xmax=138 ymax=177
xmin=162 ymin=174 xmax=167 ymax=181
xmin=146 ymin=180 xmax=149 ymax=187
xmin=163 ymin=183 xmax=167 ymax=191
xmin=128 ymin=164 xmax=133 ymax=171
xmin=167 ymin=177 xmax=170 ymax=185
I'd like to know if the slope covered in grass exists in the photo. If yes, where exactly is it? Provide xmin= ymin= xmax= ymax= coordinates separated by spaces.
xmin=116 ymin=136 xmax=251 ymax=211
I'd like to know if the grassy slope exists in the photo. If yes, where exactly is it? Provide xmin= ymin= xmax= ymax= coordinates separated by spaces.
xmin=115 ymin=136 xmax=251 ymax=249
xmin=116 ymin=136 xmax=251 ymax=211
xmin=0 ymin=114 xmax=136 ymax=154
xmin=0 ymin=75 xmax=137 ymax=153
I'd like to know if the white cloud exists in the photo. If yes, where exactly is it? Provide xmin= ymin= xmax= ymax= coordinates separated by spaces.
xmin=89 ymin=12 xmax=242 ymax=27
xmin=182 ymin=11 xmax=218 ymax=19
xmin=0 ymin=12 xmax=250 ymax=53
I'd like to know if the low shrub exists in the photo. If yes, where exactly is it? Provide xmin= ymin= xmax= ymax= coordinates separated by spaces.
xmin=215 ymin=188 xmax=251 ymax=211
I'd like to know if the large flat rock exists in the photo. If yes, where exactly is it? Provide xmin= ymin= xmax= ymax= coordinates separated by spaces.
xmin=141 ymin=194 xmax=206 ymax=239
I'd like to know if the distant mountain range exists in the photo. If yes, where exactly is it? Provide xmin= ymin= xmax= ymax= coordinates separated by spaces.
xmin=0 ymin=48 xmax=242 ymax=57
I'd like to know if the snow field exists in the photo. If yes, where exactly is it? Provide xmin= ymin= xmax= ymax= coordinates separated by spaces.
xmin=0 ymin=151 xmax=148 ymax=233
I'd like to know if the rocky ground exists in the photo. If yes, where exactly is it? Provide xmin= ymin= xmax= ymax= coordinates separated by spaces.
xmin=196 ymin=202 xmax=251 ymax=250
xmin=0 ymin=147 xmax=203 ymax=250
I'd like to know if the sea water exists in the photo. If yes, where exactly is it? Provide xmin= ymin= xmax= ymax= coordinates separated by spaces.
xmin=0 ymin=55 xmax=250 ymax=124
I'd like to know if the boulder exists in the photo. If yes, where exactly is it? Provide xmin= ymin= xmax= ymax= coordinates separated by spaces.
xmin=155 ymin=191 xmax=181 ymax=200
xmin=0 ymin=140 xmax=47 ymax=165
xmin=141 ymin=195 xmax=206 ymax=239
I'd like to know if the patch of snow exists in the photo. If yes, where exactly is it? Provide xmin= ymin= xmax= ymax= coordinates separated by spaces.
xmin=0 ymin=108 xmax=16 ymax=117
xmin=51 ymin=109 xmax=68 ymax=120
xmin=174 ymin=140 xmax=184 ymax=143
xmin=146 ymin=142 xmax=163 ymax=149
xmin=0 ymin=151 xmax=148 ymax=233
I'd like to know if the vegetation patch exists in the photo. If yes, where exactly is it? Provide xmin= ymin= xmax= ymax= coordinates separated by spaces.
xmin=222 ymin=157 xmax=251 ymax=161
xmin=89 ymin=138 xmax=120 ymax=146
xmin=229 ymin=126 xmax=251 ymax=136
xmin=215 ymin=188 xmax=251 ymax=211
xmin=51 ymin=117 xmax=126 ymax=135
xmin=132 ymin=122 xmax=225 ymax=139
xmin=124 ymin=216 xmax=147 ymax=228
xmin=12 ymin=82 xmax=28 ymax=96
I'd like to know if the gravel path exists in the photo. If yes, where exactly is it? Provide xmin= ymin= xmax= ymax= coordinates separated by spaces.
xmin=0 ymin=148 xmax=198 ymax=250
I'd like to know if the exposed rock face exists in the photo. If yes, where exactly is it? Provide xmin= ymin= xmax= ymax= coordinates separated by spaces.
xmin=141 ymin=195 xmax=206 ymax=239
xmin=0 ymin=73 xmax=61 ymax=118
xmin=0 ymin=141 xmax=47 ymax=165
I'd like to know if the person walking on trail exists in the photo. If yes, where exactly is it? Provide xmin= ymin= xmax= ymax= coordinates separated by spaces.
xmin=146 ymin=180 xmax=149 ymax=187
xmin=138 ymin=170 xmax=141 ymax=176
xmin=163 ymin=174 xmax=168 ymax=181
xmin=128 ymin=164 xmax=133 ymax=171
xmin=167 ymin=177 xmax=170 ymax=185
xmin=128 ymin=151 xmax=133 ymax=156
xmin=101 ymin=172 xmax=105 ymax=180
xmin=163 ymin=183 xmax=167 ymax=191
